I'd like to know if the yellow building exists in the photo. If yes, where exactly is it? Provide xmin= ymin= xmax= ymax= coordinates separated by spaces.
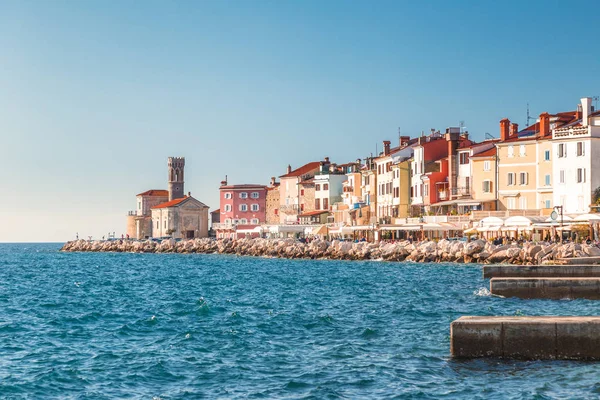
xmin=469 ymin=147 xmax=497 ymax=210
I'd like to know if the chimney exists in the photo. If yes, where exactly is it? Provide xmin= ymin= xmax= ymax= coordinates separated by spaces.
xmin=539 ymin=112 xmax=550 ymax=136
xmin=500 ymin=118 xmax=510 ymax=141
xmin=460 ymin=132 xmax=469 ymax=141
xmin=286 ymin=165 xmax=292 ymax=174
xmin=188 ymin=191 xmax=191 ymax=197
xmin=509 ymin=123 xmax=519 ymax=137
xmin=576 ymin=104 xmax=582 ymax=120
xmin=324 ymin=156 xmax=330 ymax=163
xmin=400 ymin=136 xmax=410 ymax=147
xmin=582 ymin=97 xmax=592 ymax=127
xmin=270 ymin=176 xmax=276 ymax=186
xmin=383 ymin=141 xmax=391 ymax=156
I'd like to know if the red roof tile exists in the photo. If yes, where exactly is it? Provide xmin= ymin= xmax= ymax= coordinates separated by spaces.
xmin=219 ymin=184 xmax=266 ymax=189
xmin=151 ymin=196 xmax=189 ymax=209
xmin=299 ymin=210 xmax=329 ymax=217
xmin=471 ymin=147 xmax=496 ymax=158
xmin=137 ymin=189 xmax=169 ymax=197
xmin=279 ymin=162 xmax=322 ymax=178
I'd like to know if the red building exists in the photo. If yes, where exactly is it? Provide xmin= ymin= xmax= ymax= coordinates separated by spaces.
xmin=216 ymin=180 xmax=267 ymax=239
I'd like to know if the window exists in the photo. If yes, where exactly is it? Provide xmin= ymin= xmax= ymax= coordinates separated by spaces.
xmin=519 ymin=172 xmax=528 ymax=185
xmin=224 ymin=204 xmax=232 ymax=212
xmin=156 ymin=220 xmax=159 ymax=229
xmin=424 ymin=184 xmax=429 ymax=196
xmin=577 ymin=168 xmax=586 ymax=183
xmin=507 ymin=172 xmax=515 ymax=186
xmin=323 ymin=184 xmax=329 ymax=190
xmin=482 ymin=180 xmax=491 ymax=193
xmin=315 ymin=184 xmax=321 ymax=191
xmin=315 ymin=199 xmax=320 ymax=210
xmin=459 ymin=153 xmax=469 ymax=164
xmin=545 ymin=174 xmax=551 ymax=186
xmin=239 ymin=192 xmax=248 ymax=199
xmin=224 ymin=192 xmax=232 ymax=199
xmin=300 ymin=189 xmax=304 ymax=196
xmin=240 ymin=218 xmax=247 ymax=224
xmin=507 ymin=197 xmax=516 ymax=210
xmin=508 ymin=145 xmax=514 ymax=157
xmin=323 ymin=198 xmax=329 ymax=210
xmin=300 ymin=204 xmax=304 ymax=211
xmin=251 ymin=204 xmax=259 ymax=211
xmin=519 ymin=145 xmax=526 ymax=157
xmin=138 ymin=202 xmax=141 ymax=210
xmin=251 ymin=218 xmax=259 ymax=224
xmin=545 ymin=200 xmax=551 ymax=209
xmin=544 ymin=150 xmax=550 ymax=161
xmin=251 ymin=192 xmax=259 ymax=199
xmin=559 ymin=170 xmax=565 ymax=184
xmin=225 ymin=218 xmax=231 ymax=224
xmin=274 ymin=209 xmax=278 ymax=215
xmin=577 ymin=142 xmax=584 ymax=156
xmin=483 ymin=160 xmax=491 ymax=171
xmin=558 ymin=143 xmax=566 ymax=158
xmin=520 ymin=197 xmax=527 ymax=209
xmin=239 ymin=204 xmax=248 ymax=211
xmin=164 ymin=220 xmax=167 ymax=228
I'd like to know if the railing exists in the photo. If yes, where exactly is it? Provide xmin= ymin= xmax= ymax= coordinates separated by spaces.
xmin=279 ymin=204 xmax=299 ymax=214
xmin=127 ymin=211 xmax=137 ymax=216
xmin=212 ymin=223 xmax=235 ymax=230
xmin=471 ymin=209 xmax=543 ymax=220
xmin=451 ymin=186 xmax=471 ymax=196
xmin=438 ymin=191 xmax=448 ymax=200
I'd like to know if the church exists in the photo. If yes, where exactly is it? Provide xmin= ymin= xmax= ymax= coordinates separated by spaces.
xmin=126 ymin=157 xmax=210 ymax=239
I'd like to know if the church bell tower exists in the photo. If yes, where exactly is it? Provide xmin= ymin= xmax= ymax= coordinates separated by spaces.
xmin=168 ymin=157 xmax=185 ymax=201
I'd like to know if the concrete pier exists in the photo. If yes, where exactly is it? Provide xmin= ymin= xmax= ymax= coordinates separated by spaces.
xmin=484 ymin=265 xmax=600 ymax=279
xmin=451 ymin=316 xmax=600 ymax=359
xmin=490 ymin=277 xmax=600 ymax=299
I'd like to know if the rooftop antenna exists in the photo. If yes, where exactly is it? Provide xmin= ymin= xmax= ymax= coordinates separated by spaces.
xmin=485 ymin=132 xmax=495 ymax=140
xmin=526 ymin=103 xmax=535 ymax=126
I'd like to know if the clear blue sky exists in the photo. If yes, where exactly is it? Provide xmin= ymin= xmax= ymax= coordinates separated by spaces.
xmin=1 ymin=0 xmax=598 ymax=242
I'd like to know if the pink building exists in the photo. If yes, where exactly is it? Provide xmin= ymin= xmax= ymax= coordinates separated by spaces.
xmin=216 ymin=181 xmax=267 ymax=239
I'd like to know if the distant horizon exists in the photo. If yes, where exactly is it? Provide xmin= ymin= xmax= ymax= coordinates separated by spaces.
xmin=1 ymin=0 xmax=599 ymax=241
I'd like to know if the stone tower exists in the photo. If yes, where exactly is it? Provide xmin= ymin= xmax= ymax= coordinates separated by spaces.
xmin=168 ymin=157 xmax=185 ymax=201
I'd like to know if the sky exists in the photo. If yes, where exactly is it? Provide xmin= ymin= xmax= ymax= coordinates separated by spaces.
xmin=1 ymin=0 xmax=599 ymax=242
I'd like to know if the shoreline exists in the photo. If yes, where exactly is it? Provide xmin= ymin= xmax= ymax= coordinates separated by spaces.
xmin=60 ymin=238 xmax=600 ymax=265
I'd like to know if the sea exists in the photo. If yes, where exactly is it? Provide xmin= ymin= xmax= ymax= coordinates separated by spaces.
xmin=1 ymin=243 xmax=599 ymax=399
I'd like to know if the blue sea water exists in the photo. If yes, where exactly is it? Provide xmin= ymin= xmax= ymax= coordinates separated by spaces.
xmin=1 ymin=243 xmax=600 ymax=399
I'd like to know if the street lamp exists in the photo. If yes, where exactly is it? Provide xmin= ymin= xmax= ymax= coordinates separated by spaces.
xmin=552 ymin=206 xmax=564 ymax=241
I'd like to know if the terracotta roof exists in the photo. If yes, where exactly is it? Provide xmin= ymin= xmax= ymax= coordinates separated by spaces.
xmin=137 ymin=189 xmax=168 ymax=197
xmin=211 ymin=209 xmax=220 ymax=213
xmin=151 ymin=196 xmax=189 ymax=209
xmin=299 ymin=210 xmax=329 ymax=217
xmin=220 ymin=184 xmax=266 ymax=189
xmin=279 ymin=161 xmax=322 ymax=178
xmin=470 ymin=147 xmax=496 ymax=158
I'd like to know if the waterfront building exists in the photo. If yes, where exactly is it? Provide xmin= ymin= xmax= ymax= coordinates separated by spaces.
xmin=410 ymin=133 xmax=447 ymax=216
xmin=313 ymin=160 xmax=347 ymax=217
xmin=374 ymin=137 xmax=414 ymax=222
xmin=552 ymin=97 xmax=600 ymax=214
xmin=265 ymin=177 xmax=280 ymax=225
xmin=469 ymin=146 xmax=498 ymax=211
xmin=360 ymin=156 xmax=378 ymax=223
xmin=496 ymin=111 xmax=576 ymax=212
xmin=278 ymin=161 xmax=322 ymax=224
xmin=126 ymin=189 xmax=169 ymax=239
xmin=127 ymin=157 xmax=210 ymax=239
xmin=215 ymin=179 xmax=267 ymax=239
xmin=151 ymin=193 xmax=210 ymax=238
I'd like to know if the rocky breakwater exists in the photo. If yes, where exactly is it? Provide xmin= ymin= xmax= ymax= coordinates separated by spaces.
xmin=60 ymin=238 xmax=600 ymax=264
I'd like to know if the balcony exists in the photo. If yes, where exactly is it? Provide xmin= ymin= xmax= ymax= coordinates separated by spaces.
xmin=438 ymin=190 xmax=448 ymax=200
xmin=127 ymin=211 xmax=137 ymax=216
xmin=212 ymin=223 xmax=235 ymax=230
xmin=279 ymin=204 xmax=300 ymax=214
xmin=451 ymin=186 xmax=472 ymax=197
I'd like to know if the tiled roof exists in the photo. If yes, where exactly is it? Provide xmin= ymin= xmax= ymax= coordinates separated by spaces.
xmin=220 ymin=184 xmax=266 ymax=189
xmin=211 ymin=209 xmax=220 ymax=213
xmin=279 ymin=161 xmax=322 ymax=178
xmin=299 ymin=210 xmax=329 ymax=217
xmin=151 ymin=196 xmax=189 ymax=209
xmin=471 ymin=147 xmax=496 ymax=158
xmin=137 ymin=189 xmax=169 ymax=197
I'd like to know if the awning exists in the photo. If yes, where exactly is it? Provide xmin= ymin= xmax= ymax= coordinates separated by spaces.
xmin=379 ymin=225 xmax=422 ymax=231
xmin=431 ymin=199 xmax=461 ymax=207
xmin=311 ymin=225 xmax=328 ymax=235
xmin=457 ymin=201 xmax=481 ymax=207
xmin=464 ymin=227 xmax=478 ymax=234
xmin=478 ymin=225 xmax=502 ymax=232
xmin=573 ymin=213 xmax=600 ymax=222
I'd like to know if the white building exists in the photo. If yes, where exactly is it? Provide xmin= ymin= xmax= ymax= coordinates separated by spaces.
xmin=552 ymin=97 xmax=600 ymax=214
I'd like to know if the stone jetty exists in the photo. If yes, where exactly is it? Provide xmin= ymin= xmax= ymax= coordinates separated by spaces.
xmin=60 ymin=238 xmax=600 ymax=264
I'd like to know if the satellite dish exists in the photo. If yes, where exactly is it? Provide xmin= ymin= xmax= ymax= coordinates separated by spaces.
xmin=550 ymin=211 xmax=558 ymax=221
